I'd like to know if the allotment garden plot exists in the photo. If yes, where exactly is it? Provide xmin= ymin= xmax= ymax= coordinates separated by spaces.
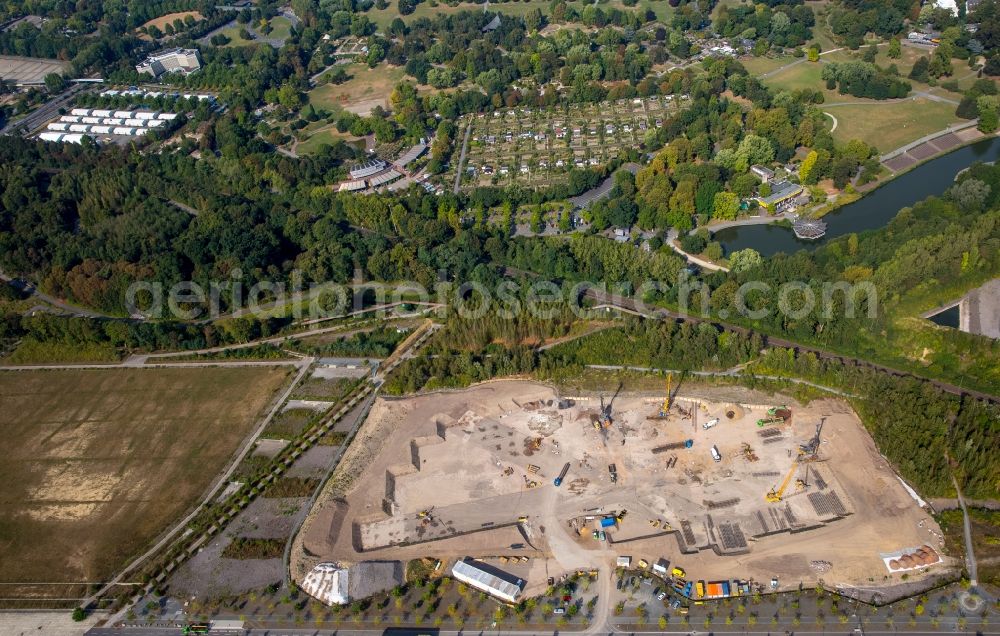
xmin=453 ymin=95 xmax=687 ymax=190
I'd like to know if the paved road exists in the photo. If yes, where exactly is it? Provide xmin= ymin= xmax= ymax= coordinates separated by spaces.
xmin=665 ymin=229 xmax=729 ymax=272
xmin=85 ymin=627 xmax=1000 ymax=635
xmin=0 ymin=270 xmax=110 ymax=318
xmin=0 ymin=82 xmax=88 ymax=135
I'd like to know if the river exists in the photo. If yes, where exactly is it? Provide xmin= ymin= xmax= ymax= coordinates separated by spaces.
xmin=715 ymin=136 xmax=1000 ymax=257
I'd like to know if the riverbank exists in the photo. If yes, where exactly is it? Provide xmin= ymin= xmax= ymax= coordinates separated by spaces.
xmin=716 ymin=134 xmax=1000 ymax=256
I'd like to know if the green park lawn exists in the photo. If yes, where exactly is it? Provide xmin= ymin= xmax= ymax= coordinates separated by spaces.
xmin=825 ymin=98 xmax=961 ymax=152
xmin=295 ymin=126 xmax=367 ymax=155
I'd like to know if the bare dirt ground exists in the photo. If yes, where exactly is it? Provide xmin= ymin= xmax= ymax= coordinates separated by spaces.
xmin=0 ymin=367 xmax=290 ymax=588
xmin=293 ymin=380 xmax=947 ymax=597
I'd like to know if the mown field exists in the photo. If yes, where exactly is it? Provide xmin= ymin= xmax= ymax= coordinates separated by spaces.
xmin=308 ymin=64 xmax=406 ymax=115
xmin=0 ymin=366 xmax=290 ymax=592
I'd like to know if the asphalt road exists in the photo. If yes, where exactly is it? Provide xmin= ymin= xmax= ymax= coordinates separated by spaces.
xmin=0 ymin=82 xmax=88 ymax=135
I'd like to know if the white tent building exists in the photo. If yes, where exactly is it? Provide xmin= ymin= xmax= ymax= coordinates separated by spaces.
xmin=451 ymin=557 xmax=525 ymax=603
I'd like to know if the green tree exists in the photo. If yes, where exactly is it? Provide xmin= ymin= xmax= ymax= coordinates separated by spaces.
xmin=728 ymin=248 xmax=762 ymax=273
xmin=712 ymin=191 xmax=740 ymax=220
xmin=799 ymin=150 xmax=819 ymax=184
xmin=888 ymin=37 xmax=901 ymax=59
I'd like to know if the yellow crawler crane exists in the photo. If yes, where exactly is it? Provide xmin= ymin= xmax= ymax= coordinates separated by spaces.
xmin=659 ymin=373 xmax=672 ymax=417
xmin=765 ymin=462 xmax=799 ymax=503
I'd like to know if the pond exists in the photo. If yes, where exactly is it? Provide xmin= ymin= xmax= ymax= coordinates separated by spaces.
xmin=715 ymin=136 xmax=1000 ymax=257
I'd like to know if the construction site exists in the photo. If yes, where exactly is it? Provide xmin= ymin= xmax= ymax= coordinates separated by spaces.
xmin=293 ymin=379 xmax=947 ymax=603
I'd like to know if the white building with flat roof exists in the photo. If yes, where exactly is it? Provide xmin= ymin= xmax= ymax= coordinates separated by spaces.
xmin=136 ymin=48 xmax=202 ymax=78
xmin=451 ymin=558 xmax=525 ymax=603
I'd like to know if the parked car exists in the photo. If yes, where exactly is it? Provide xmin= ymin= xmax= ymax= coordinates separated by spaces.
xmin=657 ymin=590 xmax=667 ymax=601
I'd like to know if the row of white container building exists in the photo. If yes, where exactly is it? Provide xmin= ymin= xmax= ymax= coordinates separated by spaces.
xmin=38 ymin=132 xmax=88 ymax=144
xmin=46 ymin=123 xmax=151 ymax=136
xmin=68 ymin=108 xmax=178 ymax=121
xmin=99 ymin=89 xmax=214 ymax=101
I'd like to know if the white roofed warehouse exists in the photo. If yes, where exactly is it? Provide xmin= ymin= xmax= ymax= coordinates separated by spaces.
xmin=451 ymin=557 xmax=525 ymax=603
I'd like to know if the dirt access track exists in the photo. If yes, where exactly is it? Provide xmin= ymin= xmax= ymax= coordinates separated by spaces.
xmin=294 ymin=380 xmax=949 ymax=597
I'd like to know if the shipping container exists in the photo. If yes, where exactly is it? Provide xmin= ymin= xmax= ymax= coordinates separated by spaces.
xmin=600 ymin=516 xmax=616 ymax=528
xmin=696 ymin=581 xmax=705 ymax=598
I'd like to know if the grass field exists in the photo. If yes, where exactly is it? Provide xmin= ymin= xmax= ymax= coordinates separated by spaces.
xmin=825 ymin=98 xmax=960 ymax=152
xmin=0 ymin=366 xmax=290 ymax=589
xmin=295 ymin=125 xmax=366 ymax=155
xmin=264 ymin=15 xmax=293 ymax=41
xmin=140 ymin=10 xmax=203 ymax=31
xmin=210 ymin=22 xmax=260 ymax=47
xmin=308 ymin=64 xmax=406 ymax=115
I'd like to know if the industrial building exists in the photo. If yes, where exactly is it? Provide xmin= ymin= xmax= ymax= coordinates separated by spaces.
xmin=451 ymin=557 xmax=525 ymax=603
xmin=136 ymin=48 xmax=202 ymax=78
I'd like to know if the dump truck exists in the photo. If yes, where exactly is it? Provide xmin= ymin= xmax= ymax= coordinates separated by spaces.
xmin=554 ymin=462 xmax=570 ymax=486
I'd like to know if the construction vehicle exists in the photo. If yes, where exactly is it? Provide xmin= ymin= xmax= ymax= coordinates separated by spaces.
xmin=518 ymin=515 xmax=528 ymax=523
xmin=554 ymin=462 xmax=570 ymax=486
xmin=798 ymin=417 xmax=826 ymax=460
xmin=616 ymin=509 xmax=628 ymax=521
xmin=527 ymin=464 xmax=540 ymax=474
xmin=672 ymin=566 xmax=686 ymax=578
xmin=608 ymin=463 xmax=618 ymax=483
xmin=710 ymin=445 xmax=721 ymax=462
xmin=182 ymin=625 xmax=210 ymax=635
xmin=756 ymin=415 xmax=785 ymax=427
xmin=659 ymin=373 xmax=673 ymax=417
xmin=767 ymin=405 xmax=789 ymax=416
xmin=742 ymin=443 xmax=758 ymax=462
xmin=766 ymin=462 xmax=799 ymax=503
xmin=702 ymin=417 xmax=720 ymax=430
xmin=597 ymin=382 xmax=622 ymax=428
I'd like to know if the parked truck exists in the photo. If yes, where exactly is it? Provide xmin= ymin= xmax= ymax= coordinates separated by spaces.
xmin=554 ymin=462 xmax=570 ymax=486
xmin=695 ymin=581 xmax=705 ymax=598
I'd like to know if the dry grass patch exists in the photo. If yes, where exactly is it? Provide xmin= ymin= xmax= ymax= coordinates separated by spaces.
xmin=0 ymin=366 xmax=290 ymax=587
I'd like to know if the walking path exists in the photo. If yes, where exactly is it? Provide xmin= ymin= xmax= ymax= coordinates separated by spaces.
xmin=664 ymin=229 xmax=729 ymax=272
xmin=952 ymin=475 xmax=978 ymax=586
xmin=453 ymin=117 xmax=473 ymax=194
